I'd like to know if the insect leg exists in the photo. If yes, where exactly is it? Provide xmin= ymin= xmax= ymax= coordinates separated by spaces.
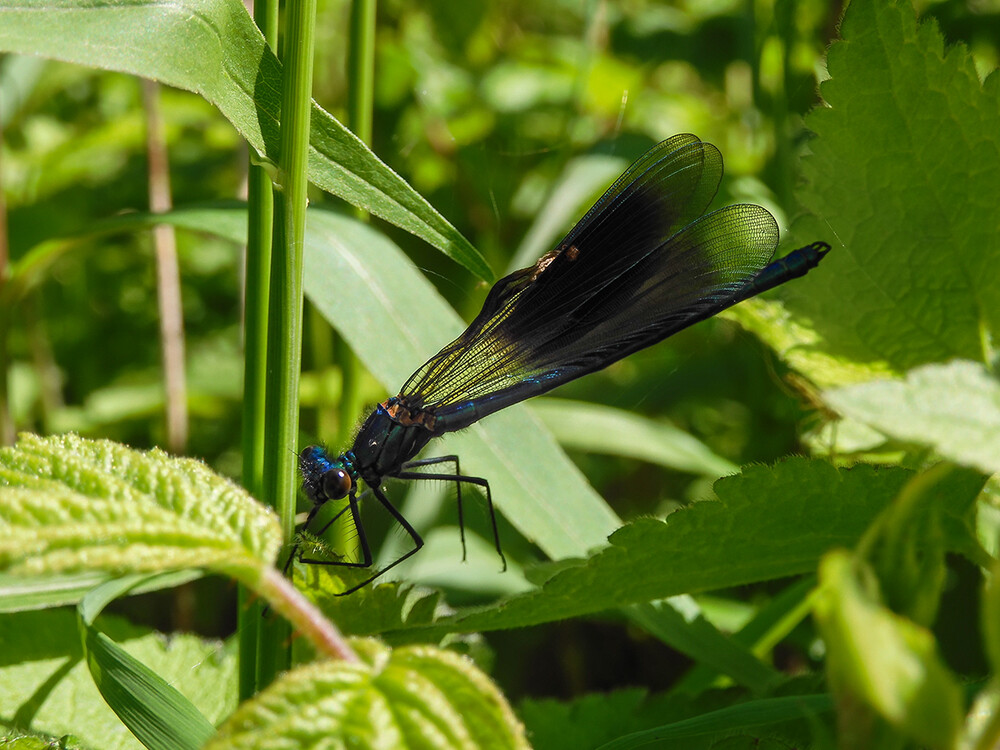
xmin=298 ymin=489 xmax=373 ymax=569
xmin=399 ymin=455 xmax=467 ymax=558
xmin=332 ymin=483 xmax=425 ymax=596
xmin=396 ymin=458 xmax=506 ymax=572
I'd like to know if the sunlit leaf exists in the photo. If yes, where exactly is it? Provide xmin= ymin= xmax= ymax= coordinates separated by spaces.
xmin=204 ymin=639 xmax=530 ymax=750
xmin=0 ymin=433 xmax=281 ymax=582
xmin=826 ymin=360 xmax=1000 ymax=476
xmin=788 ymin=0 xmax=1000 ymax=377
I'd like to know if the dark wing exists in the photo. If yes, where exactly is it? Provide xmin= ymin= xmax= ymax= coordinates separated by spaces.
xmin=398 ymin=135 xmax=779 ymax=432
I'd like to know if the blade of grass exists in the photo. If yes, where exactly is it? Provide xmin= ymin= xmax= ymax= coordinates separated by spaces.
xmin=256 ymin=0 xmax=318 ymax=689
xmin=238 ymin=0 xmax=279 ymax=706
xmin=77 ymin=575 xmax=216 ymax=750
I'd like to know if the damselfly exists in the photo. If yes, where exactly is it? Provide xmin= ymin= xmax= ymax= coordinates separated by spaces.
xmin=294 ymin=134 xmax=829 ymax=593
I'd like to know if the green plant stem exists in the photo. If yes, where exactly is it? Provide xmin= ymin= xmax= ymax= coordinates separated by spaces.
xmin=239 ymin=159 xmax=274 ymax=701
xmin=256 ymin=0 xmax=317 ymax=689
xmin=254 ymin=567 xmax=358 ymax=663
xmin=348 ymin=0 xmax=375 ymax=149
xmin=239 ymin=0 xmax=280 ymax=705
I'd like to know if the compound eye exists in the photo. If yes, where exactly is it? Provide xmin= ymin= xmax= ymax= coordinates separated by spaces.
xmin=321 ymin=468 xmax=352 ymax=500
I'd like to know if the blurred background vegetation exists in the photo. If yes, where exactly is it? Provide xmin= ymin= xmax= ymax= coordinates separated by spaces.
xmin=2 ymin=0 xmax=998 ymax=700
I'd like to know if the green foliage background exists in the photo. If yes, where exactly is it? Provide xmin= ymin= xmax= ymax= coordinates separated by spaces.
xmin=3 ymin=0 xmax=1000 ymax=748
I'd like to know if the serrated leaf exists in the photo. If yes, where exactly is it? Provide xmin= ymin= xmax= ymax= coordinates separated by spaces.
xmin=385 ymin=459 xmax=983 ymax=640
xmin=0 ymin=0 xmax=489 ymax=279
xmin=788 ymin=0 xmax=1000 ymax=376
xmin=0 ymin=433 xmax=281 ymax=581
xmin=204 ymin=639 xmax=530 ymax=750
xmin=814 ymin=550 xmax=963 ymax=750
xmin=826 ymin=359 xmax=1000 ymax=476
xmin=294 ymin=570 xmax=445 ymax=638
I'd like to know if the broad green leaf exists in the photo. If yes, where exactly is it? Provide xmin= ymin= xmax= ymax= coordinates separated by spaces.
xmin=529 ymin=398 xmax=737 ymax=478
xmin=383 ymin=459 xmax=983 ymax=639
xmin=826 ymin=360 xmax=1000 ymax=476
xmin=204 ymin=638 xmax=530 ymax=750
xmin=292 ymin=572 xmax=445 ymax=639
xmin=300 ymin=546 xmax=779 ymax=691
xmin=814 ymin=550 xmax=963 ymax=750
xmin=0 ymin=0 xmax=490 ymax=279
xmin=0 ymin=608 xmax=236 ymax=750
xmin=788 ymin=0 xmax=1000 ymax=376
xmin=0 ymin=433 xmax=281 ymax=582
xmin=77 ymin=576 xmax=216 ymax=750
xmin=302 ymin=209 xmax=621 ymax=561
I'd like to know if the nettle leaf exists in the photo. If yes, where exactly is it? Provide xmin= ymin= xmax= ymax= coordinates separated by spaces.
xmin=384 ymin=459 xmax=983 ymax=640
xmin=826 ymin=359 xmax=1000 ymax=476
xmin=293 ymin=569 xmax=444 ymax=638
xmin=0 ymin=0 xmax=489 ymax=279
xmin=204 ymin=639 xmax=530 ymax=750
xmin=815 ymin=550 xmax=963 ymax=750
xmin=787 ymin=0 xmax=1000 ymax=377
xmin=0 ymin=433 xmax=281 ymax=582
